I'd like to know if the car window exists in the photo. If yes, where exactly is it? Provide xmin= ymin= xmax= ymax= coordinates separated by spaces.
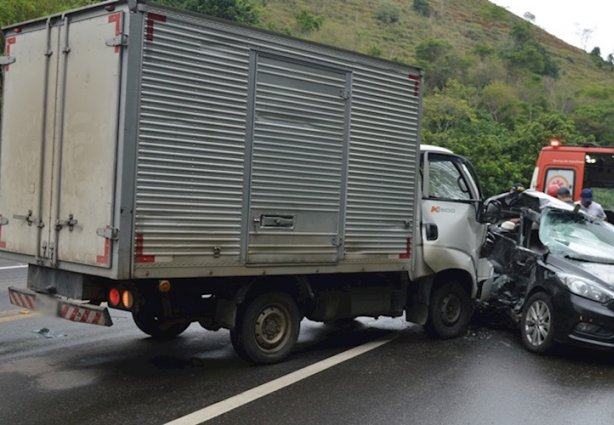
xmin=428 ymin=157 xmax=472 ymax=200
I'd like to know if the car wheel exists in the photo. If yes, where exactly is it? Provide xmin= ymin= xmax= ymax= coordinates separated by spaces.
xmin=230 ymin=292 xmax=300 ymax=364
xmin=132 ymin=309 xmax=190 ymax=341
xmin=520 ymin=292 xmax=555 ymax=353
xmin=425 ymin=281 xmax=472 ymax=339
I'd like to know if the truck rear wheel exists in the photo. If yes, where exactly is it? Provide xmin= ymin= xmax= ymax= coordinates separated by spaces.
xmin=132 ymin=310 xmax=190 ymax=341
xmin=425 ymin=281 xmax=471 ymax=339
xmin=230 ymin=292 xmax=300 ymax=364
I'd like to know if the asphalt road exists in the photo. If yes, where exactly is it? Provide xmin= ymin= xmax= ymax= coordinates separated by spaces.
xmin=2 ymin=263 xmax=614 ymax=425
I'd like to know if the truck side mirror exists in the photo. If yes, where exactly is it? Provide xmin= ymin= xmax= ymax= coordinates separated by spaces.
xmin=477 ymin=198 xmax=502 ymax=223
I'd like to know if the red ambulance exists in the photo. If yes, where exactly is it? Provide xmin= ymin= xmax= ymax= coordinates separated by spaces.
xmin=530 ymin=138 xmax=614 ymax=219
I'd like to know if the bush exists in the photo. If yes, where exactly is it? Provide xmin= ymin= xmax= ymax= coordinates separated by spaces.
xmin=295 ymin=9 xmax=324 ymax=33
xmin=367 ymin=46 xmax=383 ymax=57
xmin=413 ymin=0 xmax=430 ymax=17
xmin=374 ymin=2 xmax=400 ymax=24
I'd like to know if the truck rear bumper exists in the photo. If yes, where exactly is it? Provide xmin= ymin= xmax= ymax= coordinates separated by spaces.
xmin=8 ymin=286 xmax=113 ymax=326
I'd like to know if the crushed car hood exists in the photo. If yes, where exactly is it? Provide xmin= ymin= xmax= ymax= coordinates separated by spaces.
xmin=568 ymin=260 xmax=614 ymax=288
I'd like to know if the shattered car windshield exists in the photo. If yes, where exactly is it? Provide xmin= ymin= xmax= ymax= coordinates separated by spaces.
xmin=539 ymin=209 xmax=614 ymax=264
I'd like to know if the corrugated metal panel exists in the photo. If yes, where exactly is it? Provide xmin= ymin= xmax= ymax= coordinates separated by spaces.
xmin=345 ymin=70 xmax=418 ymax=257
xmin=135 ymin=7 xmax=420 ymax=272
xmin=136 ymin=15 xmax=249 ymax=261
xmin=247 ymin=55 xmax=347 ymax=263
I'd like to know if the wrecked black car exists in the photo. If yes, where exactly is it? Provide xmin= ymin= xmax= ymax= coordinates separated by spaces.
xmin=480 ymin=189 xmax=614 ymax=353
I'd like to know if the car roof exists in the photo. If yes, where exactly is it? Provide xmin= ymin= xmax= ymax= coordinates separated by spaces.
xmin=521 ymin=189 xmax=575 ymax=212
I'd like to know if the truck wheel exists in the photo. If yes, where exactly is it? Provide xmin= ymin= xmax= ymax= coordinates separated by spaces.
xmin=230 ymin=292 xmax=300 ymax=364
xmin=425 ymin=281 xmax=471 ymax=339
xmin=520 ymin=292 xmax=555 ymax=354
xmin=132 ymin=310 xmax=190 ymax=341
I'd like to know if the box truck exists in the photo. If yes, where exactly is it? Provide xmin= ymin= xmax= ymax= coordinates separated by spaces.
xmin=2 ymin=0 xmax=491 ymax=363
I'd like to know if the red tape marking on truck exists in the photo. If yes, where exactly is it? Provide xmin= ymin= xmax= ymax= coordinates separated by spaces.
xmin=135 ymin=233 xmax=155 ymax=263
xmin=9 ymin=289 xmax=34 ymax=310
xmin=399 ymin=238 xmax=411 ymax=259
xmin=108 ymin=13 xmax=122 ymax=53
xmin=146 ymin=13 xmax=167 ymax=42
xmin=96 ymin=238 xmax=111 ymax=265
xmin=96 ymin=226 xmax=112 ymax=265
xmin=408 ymin=74 xmax=421 ymax=97
xmin=4 ymin=37 xmax=16 ymax=72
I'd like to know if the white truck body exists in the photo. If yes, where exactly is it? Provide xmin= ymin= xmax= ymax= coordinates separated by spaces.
xmin=2 ymin=1 xmax=489 ymax=363
xmin=1 ymin=0 xmax=421 ymax=278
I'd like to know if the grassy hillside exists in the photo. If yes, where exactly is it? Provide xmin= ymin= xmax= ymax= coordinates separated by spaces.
xmin=261 ymin=0 xmax=610 ymax=87
xmin=259 ymin=0 xmax=614 ymax=194
xmin=2 ymin=0 xmax=613 ymax=194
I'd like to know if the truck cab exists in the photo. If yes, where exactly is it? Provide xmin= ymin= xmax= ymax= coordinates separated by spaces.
xmin=409 ymin=145 xmax=491 ymax=336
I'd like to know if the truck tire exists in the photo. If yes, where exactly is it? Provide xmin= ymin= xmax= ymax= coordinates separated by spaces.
xmin=425 ymin=281 xmax=471 ymax=339
xmin=230 ymin=292 xmax=300 ymax=364
xmin=132 ymin=310 xmax=190 ymax=341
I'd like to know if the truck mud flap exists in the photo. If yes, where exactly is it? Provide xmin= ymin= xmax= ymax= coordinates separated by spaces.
xmin=8 ymin=286 xmax=113 ymax=326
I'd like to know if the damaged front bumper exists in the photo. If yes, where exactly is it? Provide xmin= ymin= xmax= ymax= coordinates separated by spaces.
xmin=8 ymin=286 xmax=113 ymax=327
xmin=553 ymin=291 xmax=614 ymax=349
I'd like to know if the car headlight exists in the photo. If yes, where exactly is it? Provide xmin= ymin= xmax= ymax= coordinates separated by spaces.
xmin=560 ymin=274 xmax=614 ymax=303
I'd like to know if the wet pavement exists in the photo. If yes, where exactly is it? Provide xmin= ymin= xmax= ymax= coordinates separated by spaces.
xmin=2 ymin=265 xmax=614 ymax=425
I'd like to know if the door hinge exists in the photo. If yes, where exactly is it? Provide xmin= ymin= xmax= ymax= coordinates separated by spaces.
xmin=331 ymin=236 xmax=343 ymax=247
xmin=97 ymin=227 xmax=119 ymax=240
xmin=339 ymin=89 xmax=351 ymax=101
xmin=0 ymin=216 xmax=8 ymax=226
xmin=105 ymin=34 xmax=128 ymax=48
xmin=0 ymin=56 xmax=16 ymax=66
xmin=48 ymin=242 xmax=56 ymax=265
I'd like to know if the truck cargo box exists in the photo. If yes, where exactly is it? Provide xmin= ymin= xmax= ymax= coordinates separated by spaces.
xmin=0 ymin=0 xmax=422 ymax=281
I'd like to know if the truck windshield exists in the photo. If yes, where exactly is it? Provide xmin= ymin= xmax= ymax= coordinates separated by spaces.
xmin=539 ymin=209 xmax=614 ymax=264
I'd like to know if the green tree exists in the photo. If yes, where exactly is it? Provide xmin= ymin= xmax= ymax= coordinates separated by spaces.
xmin=423 ymin=118 xmax=517 ymax=196
xmin=572 ymin=102 xmax=614 ymax=145
xmin=502 ymin=22 xmax=559 ymax=79
xmin=590 ymin=47 xmax=604 ymax=68
xmin=157 ymin=0 xmax=259 ymax=24
xmin=423 ymin=92 xmax=475 ymax=132
xmin=509 ymin=112 xmax=584 ymax=183
xmin=415 ymin=38 xmax=470 ymax=91
xmin=479 ymin=81 xmax=521 ymax=124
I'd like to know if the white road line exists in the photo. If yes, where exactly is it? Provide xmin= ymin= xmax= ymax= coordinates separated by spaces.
xmin=165 ymin=333 xmax=399 ymax=425
xmin=0 ymin=265 xmax=27 ymax=271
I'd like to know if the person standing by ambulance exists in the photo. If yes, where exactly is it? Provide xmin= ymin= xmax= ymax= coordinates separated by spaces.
xmin=577 ymin=188 xmax=607 ymax=220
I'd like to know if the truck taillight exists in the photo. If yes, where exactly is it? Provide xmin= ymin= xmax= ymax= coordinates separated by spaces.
xmin=159 ymin=280 xmax=172 ymax=293
xmin=108 ymin=288 xmax=121 ymax=306
xmin=121 ymin=290 xmax=134 ymax=309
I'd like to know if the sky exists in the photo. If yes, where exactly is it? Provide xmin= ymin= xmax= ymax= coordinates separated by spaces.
xmin=489 ymin=0 xmax=614 ymax=58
